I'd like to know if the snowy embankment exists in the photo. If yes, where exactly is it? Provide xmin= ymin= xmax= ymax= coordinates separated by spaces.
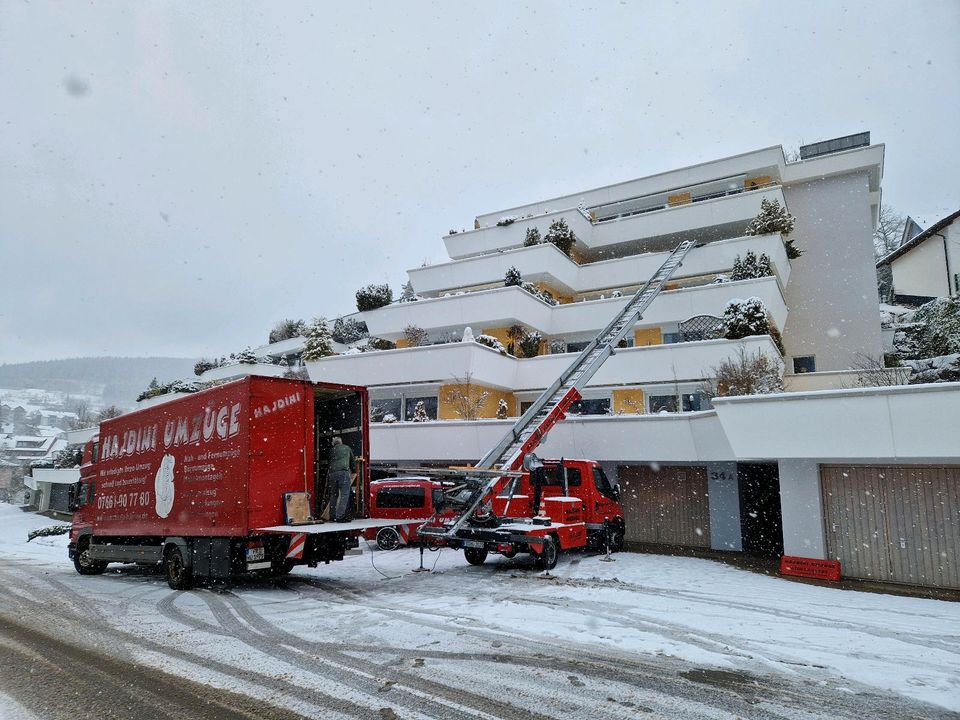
xmin=2 ymin=503 xmax=958 ymax=715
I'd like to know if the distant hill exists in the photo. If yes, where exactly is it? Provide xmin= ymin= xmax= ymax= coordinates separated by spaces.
xmin=0 ymin=357 xmax=199 ymax=407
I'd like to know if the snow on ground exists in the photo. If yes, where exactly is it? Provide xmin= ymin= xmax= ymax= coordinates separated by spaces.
xmin=2 ymin=503 xmax=959 ymax=716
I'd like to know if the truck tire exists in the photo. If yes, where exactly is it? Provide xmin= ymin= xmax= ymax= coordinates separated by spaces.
xmin=536 ymin=536 xmax=559 ymax=571
xmin=73 ymin=538 xmax=107 ymax=576
xmin=165 ymin=546 xmax=194 ymax=590
xmin=609 ymin=522 xmax=625 ymax=553
xmin=464 ymin=547 xmax=488 ymax=566
xmin=376 ymin=526 xmax=402 ymax=551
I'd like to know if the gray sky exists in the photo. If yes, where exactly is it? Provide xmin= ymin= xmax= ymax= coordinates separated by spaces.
xmin=2 ymin=1 xmax=958 ymax=365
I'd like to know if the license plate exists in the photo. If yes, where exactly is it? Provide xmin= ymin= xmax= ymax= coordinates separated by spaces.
xmin=246 ymin=547 xmax=265 ymax=562
xmin=463 ymin=540 xmax=484 ymax=549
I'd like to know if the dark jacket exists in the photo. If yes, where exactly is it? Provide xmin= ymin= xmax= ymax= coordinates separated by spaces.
xmin=328 ymin=443 xmax=356 ymax=473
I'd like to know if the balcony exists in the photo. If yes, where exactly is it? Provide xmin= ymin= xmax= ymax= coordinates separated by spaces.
xmin=362 ymin=275 xmax=788 ymax=340
xmin=198 ymin=362 xmax=288 ymax=383
xmin=305 ymin=335 xmax=781 ymax=391
xmin=370 ymin=411 xmax=735 ymax=464
xmin=712 ymin=382 xmax=960 ymax=461
xmin=411 ymin=232 xmax=791 ymax=298
xmin=444 ymin=185 xmax=786 ymax=261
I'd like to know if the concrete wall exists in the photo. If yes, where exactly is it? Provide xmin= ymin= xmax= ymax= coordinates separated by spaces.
xmin=777 ymin=459 xmax=826 ymax=558
xmin=891 ymin=235 xmax=949 ymax=299
xmin=781 ymin=173 xmax=884 ymax=372
xmin=706 ymin=462 xmax=742 ymax=551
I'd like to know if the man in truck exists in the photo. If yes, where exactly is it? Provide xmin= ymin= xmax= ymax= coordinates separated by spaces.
xmin=327 ymin=436 xmax=356 ymax=522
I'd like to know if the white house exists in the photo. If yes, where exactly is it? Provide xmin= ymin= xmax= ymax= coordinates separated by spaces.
xmin=878 ymin=208 xmax=960 ymax=303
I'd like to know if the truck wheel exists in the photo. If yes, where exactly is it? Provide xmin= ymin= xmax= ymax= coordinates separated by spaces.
xmin=73 ymin=538 xmax=107 ymax=576
xmin=376 ymin=526 xmax=401 ymax=551
xmin=609 ymin=523 xmax=625 ymax=553
xmin=165 ymin=546 xmax=194 ymax=590
xmin=464 ymin=547 xmax=488 ymax=566
xmin=536 ymin=536 xmax=559 ymax=571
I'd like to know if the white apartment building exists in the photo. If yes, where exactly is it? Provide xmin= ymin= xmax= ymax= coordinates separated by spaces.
xmin=290 ymin=134 xmax=959 ymax=588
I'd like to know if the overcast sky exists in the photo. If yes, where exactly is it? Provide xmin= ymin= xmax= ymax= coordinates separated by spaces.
xmin=1 ymin=1 xmax=958 ymax=365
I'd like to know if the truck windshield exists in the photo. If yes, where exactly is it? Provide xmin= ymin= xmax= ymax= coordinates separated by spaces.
xmin=592 ymin=467 xmax=618 ymax=499
xmin=541 ymin=466 xmax=581 ymax=487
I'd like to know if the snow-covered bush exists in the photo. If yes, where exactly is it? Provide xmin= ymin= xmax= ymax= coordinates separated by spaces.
xmin=355 ymin=283 xmax=393 ymax=312
xmin=363 ymin=337 xmax=396 ymax=352
xmin=382 ymin=413 xmax=398 ymax=424
xmin=894 ymin=297 xmax=960 ymax=360
xmin=711 ymin=274 xmax=731 ymax=284
xmin=301 ymin=318 xmax=335 ymax=361
xmin=521 ymin=281 xmax=558 ymax=305
xmin=611 ymin=290 xmax=623 ymax=298
xmin=504 ymin=266 xmax=523 ymax=287
xmin=549 ymin=339 xmax=567 ymax=354
xmin=268 ymin=318 xmax=305 ymax=344
xmin=705 ymin=346 xmax=783 ymax=398
xmin=411 ymin=401 xmax=429 ymax=422
xmin=516 ymin=330 xmax=543 ymax=358
xmin=745 ymin=199 xmax=801 ymax=258
xmin=722 ymin=297 xmax=770 ymax=340
xmin=496 ymin=398 xmax=509 ymax=419
xmin=524 ymin=227 xmax=541 ymax=246
xmin=475 ymin=334 xmax=507 ymax=354
xmin=235 ymin=347 xmax=258 ymax=364
xmin=906 ymin=354 xmax=960 ymax=384
xmin=544 ymin=218 xmax=577 ymax=256
xmin=332 ymin=317 xmax=369 ymax=344
xmin=194 ymin=358 xmax=219 ymax=376
xmin=497 ymin=216 xmax=518 ymax=227
xmin=731 ymin=251 xmax=773 ymax=281
xmin=398 ymin=280 xmax=419 ymax=303
xmin=137 ymin=379 xmax=201 ymax=402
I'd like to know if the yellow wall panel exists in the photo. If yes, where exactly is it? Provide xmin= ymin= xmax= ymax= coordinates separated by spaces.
xmin=612 ymin=388 xmax=645 ymax=415
xmin=439 ymin=383 xmax=517 ymax=420
xmin=634 ymin=327 xmax=663 ymax=346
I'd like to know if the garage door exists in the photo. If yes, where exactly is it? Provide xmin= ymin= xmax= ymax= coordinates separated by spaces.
xmin=618 ymin=465 xmax=710 ymax=548
xmin=821 ymin=465 xmax=960 ymax=589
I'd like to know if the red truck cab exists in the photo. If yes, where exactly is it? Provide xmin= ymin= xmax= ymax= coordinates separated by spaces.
xmin=365 ymin=477 xmax=449 ymax=549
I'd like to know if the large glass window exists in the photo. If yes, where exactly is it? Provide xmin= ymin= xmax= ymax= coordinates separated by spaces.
xmin=569 ymin=398 xmax=611 ymax=415
xmin=404 ymin=396 xmax=438 ymax=421
xmin=682 ymin=392 xmax=711 ymax=412
xmin=566 ymin=340 xmax=591 ymax=353
xmin=649 ymin=394 xmax=679 ymax=413
xmin=793 ymin=355 xmax=816 ymax=374
xmin=540 ymin=466 xmax=582 ymax=487
xmin=370 ymin=398 xmax=402 ymax=423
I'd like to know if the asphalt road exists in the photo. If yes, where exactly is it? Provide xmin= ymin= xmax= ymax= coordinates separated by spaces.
xmin=0 ymin=556 xmax=955 ymax=720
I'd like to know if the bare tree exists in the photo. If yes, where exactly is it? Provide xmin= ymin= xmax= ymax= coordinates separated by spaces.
xmin=70 ymin=400 xmax=93 ymax=429
xmin=873 ymin=204 xmax=906 ymax=257
xmin=841 ymin=353 xmax=908 ymax=388
xmin=702 ymin=346 xmax=783 ymax=398
xmin=442 ymin=372 xmax=491 ymax=420
xmin=96 ymin=405 xmax=124 ymax=422
xmin=402 ymin=325 xmax=429 ymax=347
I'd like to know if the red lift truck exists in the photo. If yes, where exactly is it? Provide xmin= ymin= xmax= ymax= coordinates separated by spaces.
xmin=69 ymin=376 xmax=424 ymax=589
xmin=384 ymin=241 xmax=696 ymax=569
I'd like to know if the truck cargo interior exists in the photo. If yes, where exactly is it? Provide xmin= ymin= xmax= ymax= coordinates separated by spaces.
xmin=313 ymin=388 xmax=365 ymax=518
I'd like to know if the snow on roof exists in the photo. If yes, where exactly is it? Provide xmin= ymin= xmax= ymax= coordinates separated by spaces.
xmin=877 ymin=208 xmax=960 ymax=266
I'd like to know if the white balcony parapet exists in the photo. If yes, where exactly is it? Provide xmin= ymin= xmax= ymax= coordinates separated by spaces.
xmin=370 ymin=411 xmax=735 ymax=464
xmin=362 ymin=276 xmax=787 ymax=340
xmin=475 ymin=146 xmax=785 ymax=226
xmin=782 ymin=367 xmax=911 ymax=392
xmin=412 ymin=232 xmax=790 ymax=298
xmin=445 ymin=186 xmax=786 ymax=260
xmin=712 ymin=382 xmax=960 ymax=461
xmin=305 ymin=335 xmax=781 ymax=391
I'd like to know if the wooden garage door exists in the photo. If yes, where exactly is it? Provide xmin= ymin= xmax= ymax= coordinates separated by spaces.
xmin=821 ymin=465 xmax=960 ymax=589
xmin=619 ymin=465 xmax=710 ymax=548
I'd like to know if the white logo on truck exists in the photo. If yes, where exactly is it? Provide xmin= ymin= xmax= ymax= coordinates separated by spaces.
xmin=154 ymin=454 xmax=176 ymax=518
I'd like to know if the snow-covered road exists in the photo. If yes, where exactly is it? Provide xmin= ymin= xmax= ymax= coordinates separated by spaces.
xmin=1 ymin=504 xmax=958 ymax=719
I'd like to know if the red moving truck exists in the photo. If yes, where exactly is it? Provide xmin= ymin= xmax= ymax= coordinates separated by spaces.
xmin=69 ymin=376 xmax=407 ymax=589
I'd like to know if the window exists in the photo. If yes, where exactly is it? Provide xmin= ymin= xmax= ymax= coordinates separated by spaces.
xmin=370 ymin=398 xmax=402 ymax=423
xmin=569 ymin=398 xmax=610 ymax=415
xmin=404 ymin=396 xmax=438 ymax=421
xmin=792 ymin=356 xmax=816 ymax=374
xmin=661 ymin=332 xmax=682 ymax=344
xmin=540 ymin=466 xmax=582 ymax=487
xmin=592 ymin=467 xmax=619 ymax=499
xmin=649 ymin=394 xmax=678 ymax=413
xmin=376 ymin=486 xmax=427 ymax=509
xmin=682 ymin=392 xmax=711 ymax=412
xmin=566 ymin=341 xmax=591 ymax=353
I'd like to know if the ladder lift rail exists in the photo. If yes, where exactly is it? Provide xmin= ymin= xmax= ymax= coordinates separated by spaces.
xmin=426 ymin=240 xmax=697 ymax=540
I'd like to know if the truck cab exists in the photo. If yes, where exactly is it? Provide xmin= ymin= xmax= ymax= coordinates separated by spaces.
xmin=68 ymin=436 xmax=104 ymax=574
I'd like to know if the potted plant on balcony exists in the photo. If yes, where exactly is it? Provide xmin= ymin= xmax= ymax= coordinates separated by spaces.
xmin=301 ymin=318 xmax=335 ymax=361
xmin=745 ymin=198 xmax=802 ymax=259
xmin=523 ymin=227 xmax=541 ymax=246
xmin=544 ymin=218 xmax=577 ymax=256
xmin=355 ymin=283 xmax=394 ymax=311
